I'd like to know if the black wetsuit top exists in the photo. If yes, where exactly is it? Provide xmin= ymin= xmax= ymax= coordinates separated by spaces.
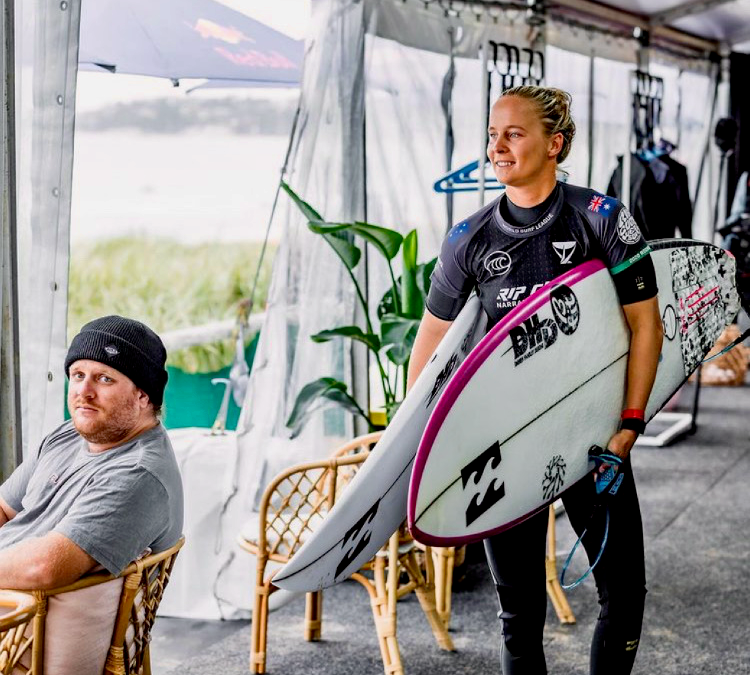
xmin=426 ymin=182 xmax=658 ymax=329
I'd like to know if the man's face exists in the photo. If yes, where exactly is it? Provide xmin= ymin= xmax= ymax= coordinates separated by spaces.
xmin=67 ymin=359 xmax=149 ymax=447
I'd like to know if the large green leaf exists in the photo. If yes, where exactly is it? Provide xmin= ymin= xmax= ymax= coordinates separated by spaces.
xmin=381 ymin=313 xmax=420 ymax=347
xmin=352 ymin=222 xmax=403 ymax=260
xmin=281 ymin=181 xmax=323 ymax=222
xmin=377 ymin=285 xmax=398 ymax=321
xmin=323 ymin=231 xmax=361 ymax=271
xmin=400 ymin=230 xmax=422 ymax=319
xmin=308 ymin=220 xmax=351 ymax=234
xmin=286 ymin=377 xmax=368 ymax=438
xmin=385 ymin=343 xmax=412 ymax=366
xmin=312 ymin=326 xmax=381 ymax=353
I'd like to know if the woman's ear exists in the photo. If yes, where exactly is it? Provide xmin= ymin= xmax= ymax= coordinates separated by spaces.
xmin=548 ymin=132 xmax=564 ymax=160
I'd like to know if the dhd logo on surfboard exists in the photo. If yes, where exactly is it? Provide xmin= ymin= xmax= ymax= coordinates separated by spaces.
xmin=506 ymin=285 xmax=580 ymax=366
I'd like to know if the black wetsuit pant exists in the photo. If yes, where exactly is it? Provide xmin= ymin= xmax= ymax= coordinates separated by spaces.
xmin=484 ymin=457 xmax=647 ymax=675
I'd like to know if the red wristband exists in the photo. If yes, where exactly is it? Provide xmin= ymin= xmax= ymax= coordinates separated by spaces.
xmin=621 ymin=408 xmax=645 ymax=421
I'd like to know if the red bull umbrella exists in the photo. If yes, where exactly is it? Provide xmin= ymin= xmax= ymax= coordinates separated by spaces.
xmin=79 ymin=0 xmax=303 ymax=86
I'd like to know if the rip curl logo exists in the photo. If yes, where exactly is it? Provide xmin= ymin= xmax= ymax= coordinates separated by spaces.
xmin=484 ymin=251 xmax=512 ymax=277
xmin=104 ymin=345 xmax=119 ymax=356
xmin=617 ymin=208 xmax=641 ymax=245
xmin=552 ymin=241 xmax=577 ymax=264
xmin=541 ymin=455 xmax=566 ymax=501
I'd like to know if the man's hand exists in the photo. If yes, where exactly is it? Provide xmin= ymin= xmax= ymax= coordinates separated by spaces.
xmin=0 ymin=497 xmax=17 ymax=528
xmin=607 ymin=428 xmax=639 ymax=460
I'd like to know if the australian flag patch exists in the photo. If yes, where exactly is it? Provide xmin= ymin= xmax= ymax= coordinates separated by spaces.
xmin=448 ymin=221 xmax=470 ymax=241
xmin=587 ymin=194 xmax=618 ymax=215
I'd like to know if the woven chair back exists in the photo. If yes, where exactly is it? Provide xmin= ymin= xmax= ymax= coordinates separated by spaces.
xmin=25 ymin=536 xmax=184 ymax=675
xmin=258 ymin=432 xmax=382 ymax=563
xmin=0 ymin=591 xmax=36 ymax=674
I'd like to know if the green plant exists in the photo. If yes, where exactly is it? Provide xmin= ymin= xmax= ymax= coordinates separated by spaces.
xmin=283 ymin=182 xmax=436 ymax=438
xmin=68 ymin=237 xmax=275 ymax=373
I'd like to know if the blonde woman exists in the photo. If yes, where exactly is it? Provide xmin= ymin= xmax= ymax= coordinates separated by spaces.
xmin=408 ymin=86 xmax=663 ymax=674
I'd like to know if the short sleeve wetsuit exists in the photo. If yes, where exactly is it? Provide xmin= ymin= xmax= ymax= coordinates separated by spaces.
xmin=426 ymin=182 xmax=654 ymax=675
xmin=427 ymin=181 xmax=657 ymax=327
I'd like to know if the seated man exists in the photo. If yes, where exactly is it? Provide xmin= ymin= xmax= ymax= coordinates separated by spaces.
xmin=0 ymin=315 xmax=184 ymax=589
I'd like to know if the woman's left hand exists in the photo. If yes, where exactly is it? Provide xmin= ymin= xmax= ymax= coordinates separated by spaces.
xmin=606 ymin=428 xmax=639 ymax=460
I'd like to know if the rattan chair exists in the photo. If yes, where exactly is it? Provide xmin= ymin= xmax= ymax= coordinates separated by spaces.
xmin=238 ymin=432 xmax=455 ymax=675
xmin=546 ymin=505 xmax=575 ymax=624
xmin=0 ymin=591 xmax=37 ymax=673
xmin=12 ymin=536 xmax=184 ymax=675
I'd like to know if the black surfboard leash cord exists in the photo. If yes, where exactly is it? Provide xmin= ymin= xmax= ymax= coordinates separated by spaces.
xmin=560 ymin=446 xmax=624 ymax=591
xmin=700 ymin=326 xmax=750 ymax=364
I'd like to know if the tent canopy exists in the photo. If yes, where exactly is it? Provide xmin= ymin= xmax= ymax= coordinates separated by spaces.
xmin=78 ymin=0 xmax=303 ymax=85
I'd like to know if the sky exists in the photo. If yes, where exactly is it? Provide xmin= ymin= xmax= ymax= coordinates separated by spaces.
xmin=76 ymin=0 xmax=311 ymax=111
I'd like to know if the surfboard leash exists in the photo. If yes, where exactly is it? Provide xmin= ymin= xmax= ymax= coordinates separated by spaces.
xmin=560 ymin=447 xmax=624 ymax=591
xmin=700 ymin=326 xmax=750 ymax=364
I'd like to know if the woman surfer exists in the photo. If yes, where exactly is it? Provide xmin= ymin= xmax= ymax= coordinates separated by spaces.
xmin=408 ymin=86 xmax=664 ymax=674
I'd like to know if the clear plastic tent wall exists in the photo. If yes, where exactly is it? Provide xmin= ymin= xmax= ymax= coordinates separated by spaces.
xmin=212 ymin=0 xmax=721 ymax=616
xmin=16 ymin=1 xmax=80 ymax=457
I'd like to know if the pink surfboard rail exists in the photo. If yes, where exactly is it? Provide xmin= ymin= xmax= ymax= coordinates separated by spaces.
xmin=408 ymin=258 xmax=608 ymax=545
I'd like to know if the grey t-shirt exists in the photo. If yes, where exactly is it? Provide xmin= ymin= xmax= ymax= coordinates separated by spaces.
xmin=0 ymin=420 xmax=184 ymax=575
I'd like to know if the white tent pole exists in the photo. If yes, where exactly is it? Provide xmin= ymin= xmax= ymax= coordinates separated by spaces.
xmin=478 ymin=41 xmax=489 ymax=208
xmin=0 ymin=0 xmax=21 ymax=476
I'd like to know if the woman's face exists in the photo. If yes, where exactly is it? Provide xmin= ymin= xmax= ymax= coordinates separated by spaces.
xmin=487 ymin=95 xmax=561 ymax=189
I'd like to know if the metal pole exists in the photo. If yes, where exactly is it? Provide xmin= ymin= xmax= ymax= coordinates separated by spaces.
xmin=478 ymin=42 xmax=489 ymax=208
xmin=0 ymin=0 xmax=22 ymax=475
xmin=586 ymin=53 xmax=594 ymax=188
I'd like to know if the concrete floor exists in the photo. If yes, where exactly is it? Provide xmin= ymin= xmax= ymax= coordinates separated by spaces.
xmin=150 ymin=378 xmax=750 ymax=674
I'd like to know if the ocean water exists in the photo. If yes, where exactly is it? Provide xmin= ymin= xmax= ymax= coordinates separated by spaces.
xmin=71 ymin=130 xmax=290 ymax=244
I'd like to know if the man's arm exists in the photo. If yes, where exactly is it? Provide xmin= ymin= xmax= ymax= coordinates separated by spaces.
xmin=0 ymin=531 xmax=97 ymax=590
xmin=608 ymin=296 xmax=664 ymax=458
xmin=0 ymin=497 xmax=17 ymax=528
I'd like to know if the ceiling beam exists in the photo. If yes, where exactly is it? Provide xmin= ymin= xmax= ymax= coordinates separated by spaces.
xmin=550 ymin=0 xmax=648 ymax=30
xmin=549 ymin=0 xmax=719 ymax=52
xmin=651 ymin=0 xmax=737 ymax=27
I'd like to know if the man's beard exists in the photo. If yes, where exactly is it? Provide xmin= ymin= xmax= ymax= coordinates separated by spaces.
xmin=71 ymin=402 xmax=139 ymax=446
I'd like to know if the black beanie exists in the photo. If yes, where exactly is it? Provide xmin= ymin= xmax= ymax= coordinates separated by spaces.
xmin=64 ymin=316 xmax=168 ymax=407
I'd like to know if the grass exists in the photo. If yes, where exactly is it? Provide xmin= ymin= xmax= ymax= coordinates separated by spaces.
xmin=68 ymin=237 xmax=276 ymax=373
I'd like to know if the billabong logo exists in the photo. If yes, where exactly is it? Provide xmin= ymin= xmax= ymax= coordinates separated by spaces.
xmin=552 ymin=241 xmax=576 ymax=264
xmin=336 ymin=500 xmax=380 ymax=578
xmin=484 ymin=251 xmax=512 ymax=277
xmin=617 ymin=208 xmax=641 ymax=245
xmin=426 ymin=353 xmax=458 ymax=406
xmin=461 ymin=440 xmax=505 ymax=526
xmin=104 ymin=345 xmax=119 ymax=356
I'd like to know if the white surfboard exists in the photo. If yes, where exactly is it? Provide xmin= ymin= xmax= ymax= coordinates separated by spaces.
xmin=408 ymin=240 xmax=739 ymax=546
xmin=273 ymin=296 xmax=488 ymax=592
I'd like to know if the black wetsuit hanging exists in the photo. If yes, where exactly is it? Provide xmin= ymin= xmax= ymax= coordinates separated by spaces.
xmin=607 ymin=153 xmax=693 ymax=240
